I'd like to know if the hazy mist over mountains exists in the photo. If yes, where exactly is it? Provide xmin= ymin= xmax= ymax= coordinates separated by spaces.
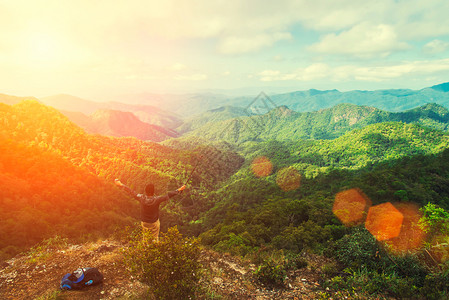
xmin=2 ymin=82 xmax=449 ymax=142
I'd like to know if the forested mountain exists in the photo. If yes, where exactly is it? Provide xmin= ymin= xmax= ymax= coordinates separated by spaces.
xmin=63 ymin=109 xmax=179 ymax=142
xmin=233 ymin=122 xmax=449 ymax=177
xmin=176 ymin=105 xmax=252 ymax=134
xmin=0 ymin=100 xmax=244 ymax=260
xmin=184 ymin=119 xmax=449 ymax=298
xmin=183 ymin=102 xmax=449 ymax=143
xmin=39 ymin=82 xmax=449 ymax=121
xmin=2 ymin=95 xmax=449 ymax=298
xmin=112 ymin=82 xmax=449 ymax=116
xmin=0 ymin=93 xmax=39 ymax=106
xmin=430 ymin=81 xmax=449 ymax=92
xmin=40 ymin=94 xmax=183 ymax=129
xmin=198 ymin=143 xmax=449 ymax=257
xmin=269 ymin=84 xmax=449 ymax=112
xmin=116 ymin=92 xmax=236 ymax=117
xmin=0 ymin=137 xmax=137 ymax=260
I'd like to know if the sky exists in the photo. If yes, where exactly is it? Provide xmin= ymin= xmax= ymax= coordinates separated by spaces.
xmin=1 ymin=0 xmax=449 ymax=101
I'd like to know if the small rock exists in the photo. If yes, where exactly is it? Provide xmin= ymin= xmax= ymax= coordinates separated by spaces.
xmin=101 ymin=291 xmax=105 ymax=295
xmin=213 ymin=277 xmax=223 ymax=284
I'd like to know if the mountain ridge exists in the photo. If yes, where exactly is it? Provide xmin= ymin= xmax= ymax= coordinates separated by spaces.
xmin=182 ymin=102 xmax=449 ymax=143
xmin=68 ymin=109 xmax=179 ymax=142
xmin=40 ymin=94 xmax=182 ymax=129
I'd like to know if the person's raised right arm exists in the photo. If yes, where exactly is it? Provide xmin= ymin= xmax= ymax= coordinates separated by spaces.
xmin=115 ymin=179 xmax=140 ymax=201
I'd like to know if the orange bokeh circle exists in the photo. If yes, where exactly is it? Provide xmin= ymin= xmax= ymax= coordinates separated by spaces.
xmin=251 ymin=156 xmax=273 ymax=177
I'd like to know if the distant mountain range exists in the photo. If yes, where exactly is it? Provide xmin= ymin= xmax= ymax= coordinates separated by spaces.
xmin=182 ymin=102 xmax=449 ymax=143
xmin=63 ymin=109 xmax=179 ymax=142
xmin=0 ymin=94 xmax=181 ymax=142
xmin=41 ymin=94 xmax=182 ymax=129
xmin=3 ymin=82 xmax=449 ymax=142
xmin=176 ymin=105 xmax=254 ymax=134
xmin=267 ymin=82 xmax=449 ymax=113
xmin=116 ymin=82 xmax=449 ymax=116
xmin=0 ymin=93 xmax=39 ymax=105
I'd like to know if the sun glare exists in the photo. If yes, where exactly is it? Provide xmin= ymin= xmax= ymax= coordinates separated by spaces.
xmin=28 ymin=32 xmax=62 ymax=64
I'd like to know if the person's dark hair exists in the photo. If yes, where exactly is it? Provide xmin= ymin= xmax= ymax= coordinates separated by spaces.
xmin=145 ymin=183 xmax=154 ymax=196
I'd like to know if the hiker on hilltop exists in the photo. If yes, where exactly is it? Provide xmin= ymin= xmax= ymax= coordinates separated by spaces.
xmin=114 ymin=179 xmax=186 ymax=241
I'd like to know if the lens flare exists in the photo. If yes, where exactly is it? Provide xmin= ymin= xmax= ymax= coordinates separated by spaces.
xmin=365 ymin=202 xmax=404 ymax=241
xmin=276 ymin=167 xmax=301 ymax=191
xmin=383 ymin=203 xmax=427 ymax=254
xmin=251 ymin=156 xmax=272 ymax=177
xmin=332 ymin=188 xmax=372 ymax=226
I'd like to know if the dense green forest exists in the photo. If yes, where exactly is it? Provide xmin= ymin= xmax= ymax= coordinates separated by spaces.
xmin=183 ymin=102 xmax=449 ymax=142
xmin=0 ymin=101 xmax=243 ymax=260
xmin=1 ymin=100 xmax=449 ymax=298
xmin=166 ymin=103 xmax=449 ymax=298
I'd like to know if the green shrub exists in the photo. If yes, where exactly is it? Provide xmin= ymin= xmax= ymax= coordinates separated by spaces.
xmin=122 ymin=226 xmax=203 ymax=299
xmin=321 ymin=262 xmax=339 ymax=278
xmin=35 ymin=290 xmax=62 ymax=300
xmin=27 ymin=236 xmax=68 ymax=264
xmin=284 ymin=252 xmax=308 ymax=270
xmin=421 ymin=272 xmax=449 ymax=300
xmin=213 ymin=232 xmax=254 ymax=256
xmin=333 ymin=227 xmax=382 ymax=269
xmin=254 ymin=258 xmax=287 ymax=286
xmin=365 ymin=271 xmax=417 ymax=298
xmin=389 ymin=253 xmax=427 ymax=281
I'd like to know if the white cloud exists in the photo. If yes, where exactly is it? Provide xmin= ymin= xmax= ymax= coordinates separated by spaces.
xmin=309 ymin=23 xmax=410 ymax=58
xmin=217 ymin=32 xmax=292 ymax=54
xmin=259 ymin=70 xmax=281 ymax=81
xmin=2 ymin=0 xmax=449 ymax=58
xmin=4 ymin=0 xmax=449 ymax=97
xmin=170 ymin=63 xmax=187 ymax=71
xmin=256 ymin=59 xmax=449 ymax=82
xmin=299 ymin=63 xmax=331 ymax=81
xmin=258 ymin=64 xmax=330 ymax=81
xmin=174 ymin=73 xmax=208 ymax=81
xmin=294 ymin=0 xmax=383 ymax=31
xmin=423 ymin=39 xmax=449 ymax=54
xmin=259 ymin=70 xmax=281 ymax=77
xmin=345 ymin=59 xmax=449 ymax=81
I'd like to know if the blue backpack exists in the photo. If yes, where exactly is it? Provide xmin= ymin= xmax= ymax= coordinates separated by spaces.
xmin=60 ymin=267 xmax=103 ymax=290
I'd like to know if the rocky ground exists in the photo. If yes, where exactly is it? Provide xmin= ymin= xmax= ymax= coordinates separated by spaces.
xmin=0 ymin=238 xmax=352 ymax=299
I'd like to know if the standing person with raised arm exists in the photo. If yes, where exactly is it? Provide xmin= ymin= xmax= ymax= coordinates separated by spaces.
xmin=114 ymin=179 xmax=186 ymax=241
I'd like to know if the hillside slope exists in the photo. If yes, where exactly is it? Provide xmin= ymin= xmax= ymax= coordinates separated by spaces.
xmin=177 ymin=105 xmax=252 ymax=134
xmin=0 ymin=100 xmax=244 ymax=260
xmin=40 ymin=94 xmax=183 ymax=129
xmin=0 ymin=93 xmax=39 ymax=106
xmin=64 ymin=109 xmax=178 ymax=142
